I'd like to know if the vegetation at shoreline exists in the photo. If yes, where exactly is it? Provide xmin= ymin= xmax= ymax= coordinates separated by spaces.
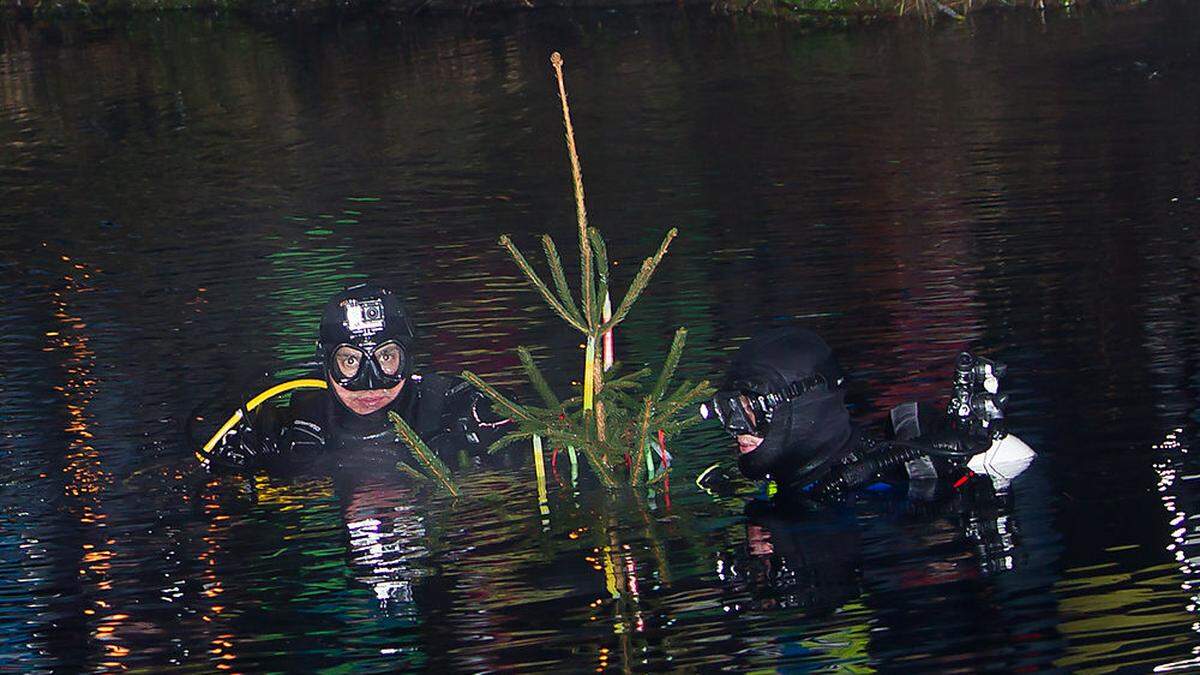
xmin=731 ymin=0 xmax=1149 ymax=23
xmin=1 ymin=0 xmax=1152 ymax=23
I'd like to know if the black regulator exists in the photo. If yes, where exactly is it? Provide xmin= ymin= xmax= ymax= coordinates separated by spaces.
xmin=947 ymin=352 xmax=1009 ymax=443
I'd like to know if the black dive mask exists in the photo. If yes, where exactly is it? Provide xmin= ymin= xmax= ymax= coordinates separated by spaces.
xmin=326 ymin=340 xmax=407 ymax=391
xmin=316 ymin=285 xmax=416 ymax=392
xmin=700 ymin=367 xmax=843 ymax=438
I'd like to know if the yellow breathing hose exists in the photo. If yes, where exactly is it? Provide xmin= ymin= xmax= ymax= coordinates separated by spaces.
xmin=196 ymin=378 xmax=328 ymax=464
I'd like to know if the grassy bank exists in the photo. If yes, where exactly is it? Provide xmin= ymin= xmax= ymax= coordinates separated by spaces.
xmin=720 ymin=0 xmax=1150 ymax=23
xmin=1 ymin=0 xmax=1151 ymax=21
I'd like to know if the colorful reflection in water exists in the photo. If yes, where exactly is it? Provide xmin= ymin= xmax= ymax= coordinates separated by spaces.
xmin=3 ymin=3 xmax=1200 ymax=671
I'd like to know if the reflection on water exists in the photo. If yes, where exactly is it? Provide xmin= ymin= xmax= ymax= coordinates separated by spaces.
xmin=4 ymin=3 xmax=1200 ymax=671
xmin=1150 ymin=430 xmax=1200 ymax=673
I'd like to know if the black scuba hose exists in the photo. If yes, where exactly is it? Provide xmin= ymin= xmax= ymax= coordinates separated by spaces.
xmin=812 ymin=444 xmax=921 ymax=497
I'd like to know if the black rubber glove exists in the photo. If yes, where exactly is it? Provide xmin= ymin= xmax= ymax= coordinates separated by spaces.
xmin=207 ymin=418 xmax=269 ymax=471
xmin=441 ymin=381 xmax=512 ymax=453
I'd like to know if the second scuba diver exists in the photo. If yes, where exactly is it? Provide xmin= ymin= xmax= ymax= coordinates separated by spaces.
xmin=203 ymin=282 xmax=510 ymax=472
xmin=701 ymin=326 xmax=1034 ymax=501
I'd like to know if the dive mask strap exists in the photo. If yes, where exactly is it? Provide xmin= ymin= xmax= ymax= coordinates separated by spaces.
xmin=772 ymin=354 xmax=846 ymax=405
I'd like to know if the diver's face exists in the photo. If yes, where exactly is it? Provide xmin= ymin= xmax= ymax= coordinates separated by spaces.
xmin=331 ymin=377 xmax=405 ymax=415
xmin=737 ymin=433 xmax=763 ymax=455
xmin=736 ymin=404 xmax=764 ymax=455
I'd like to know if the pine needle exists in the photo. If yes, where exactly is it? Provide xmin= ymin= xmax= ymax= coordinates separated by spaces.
xmin=600 ymin=228 xmax=677 ymax=335
xmin=500 ymin=234 xmax=588 ymax=333
xmin=517 ymin=346 xmax=561 ymax=409
xmin=541 ymin=234 xmax=584 ymax=324
xmin=651 ymin=327 xmax=687 ymax=402
xmin=588 ymin=228 xmax=609 ymax=327
xmin=388 ymin=412 xmax=459 ymax=497
xmin=460 ymin=370 xmax=540 ymax=424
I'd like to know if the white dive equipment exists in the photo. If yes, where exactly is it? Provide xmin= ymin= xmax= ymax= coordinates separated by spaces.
xmin=948 ymin=351 xmax=1035 ymax=489
xmin=966 ymin=434 xmax=1035 ymax=491
xmin=890 ymin=350 xmax=1035 ymax=492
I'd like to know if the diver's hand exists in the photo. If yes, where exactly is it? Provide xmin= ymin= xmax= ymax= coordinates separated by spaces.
xmin=445 ymin=382 xmax=511 ymax=451
xmin=209 ymin=422 xmax=266 ymax=470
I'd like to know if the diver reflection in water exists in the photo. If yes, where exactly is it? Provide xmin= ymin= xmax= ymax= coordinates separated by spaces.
xmin=339 ymin=478 xmax=432 ymax=612
xmin=701 ymin=326 xmax=1035 ymax=501
xmin=204 ymin=283 xmax=511 ymax=472
xmin=719 ymin=469 xmax=1029 ymax=630
xmin=718 ymin=500 xmax=862 ymax=616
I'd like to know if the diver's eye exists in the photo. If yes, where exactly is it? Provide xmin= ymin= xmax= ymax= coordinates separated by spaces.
xmin=334 ymin=347 xmax=364 ymax=378
xmin=737 ymin=394 xmax=758 ymax=428
xmin=374 ymin=343 xmax=402 ymax=376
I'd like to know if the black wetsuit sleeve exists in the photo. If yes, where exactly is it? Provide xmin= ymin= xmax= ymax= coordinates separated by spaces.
xmin=424 ymin=377 xmax=513 ymax=456
xmin=205 ymin=389 xmax=330 ymax=473
xmin=205 ymin=404 xmax=289 ymax=472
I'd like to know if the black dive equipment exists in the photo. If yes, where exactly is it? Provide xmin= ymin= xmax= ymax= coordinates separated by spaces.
xmin=810 ymin=351 xmax=1012 ymax=498
xmin=947 ymin=352 xmax=1009 ymax=442
xmin=316 ymin=285 xmax=416 ymax=391
xmin=705 ymin=328 xmax=855 ymax=488
xmin=700 ymin=358 xmax=844 ymax=438
xmin=328 ymin=341 xmax=407 ymax=390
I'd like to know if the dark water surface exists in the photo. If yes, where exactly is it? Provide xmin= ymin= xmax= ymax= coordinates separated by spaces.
xmin=3 ymin=5 xmax=1200 ymax=672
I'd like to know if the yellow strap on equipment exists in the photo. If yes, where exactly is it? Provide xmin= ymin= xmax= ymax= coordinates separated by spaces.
xmin=196 ymin=378 xmax=328 ymax=463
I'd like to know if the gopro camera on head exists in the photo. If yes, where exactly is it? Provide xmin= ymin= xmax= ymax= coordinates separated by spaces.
xmin=344 ymin=298 xmax=386 ymax=336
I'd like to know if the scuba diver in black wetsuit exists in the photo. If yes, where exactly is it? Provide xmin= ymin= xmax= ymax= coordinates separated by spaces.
xmin=700 ymin=326 xmax=1033 ymax=502
xmin=202 ymin=282 xmax=511 ymax=472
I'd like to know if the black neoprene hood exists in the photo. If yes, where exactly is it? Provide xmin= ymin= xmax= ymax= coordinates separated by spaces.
xmin=726 ymin=326 xmax=855 ymax=488
xmin=316 ymin=283 xmax=416 ymax=387
xmin=723 ymin=327 xmax=838 ymax=395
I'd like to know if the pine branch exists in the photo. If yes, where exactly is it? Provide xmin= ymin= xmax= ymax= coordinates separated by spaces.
xmin=499 ymin=235 xmax=588 ymax=333
xmin=604 ymin=366 xmax=652 ymax=389
xmin=631 ymin=396 xmax=654 ymax=486
xmin=388 ymin=412 xmax=459 ymax=497
xmin=394 ymin=461 xmax=430 ymax=482
xmin=541 ymin=234 xmax=584 ymax=325
xmin=517 ymin=346 xmax=561 ymax=409
xmin=599 ymin=228 xmax=677 ymax=335
xmin=543 ymin=427 xmax=618 ymax=489
xmin=651 ymin=380 xmax=713 ymax=426
xmin=599 ymin=388 xmax=640 ymax=412
xmin=550 ymin=53 xmax=595 ymax=334
xmin=659 ymin=378 xmax=697 ymax=408
xmin=512 ymin=403 xmax=555 ymax=420
xmin=487 ymin=430 xmax=535 ymax=454
xmin=460 ymin=370 xmax=540 ymax=425
xmin=659 ymin=414 xmax=705 ymax=436
xmin=650 ymin=327 xmax=687 ymax=402
xmin=589 ymin=228 xmax=609 ymax=327
xmin=647 ymin=467 xmax=669 ymax=486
